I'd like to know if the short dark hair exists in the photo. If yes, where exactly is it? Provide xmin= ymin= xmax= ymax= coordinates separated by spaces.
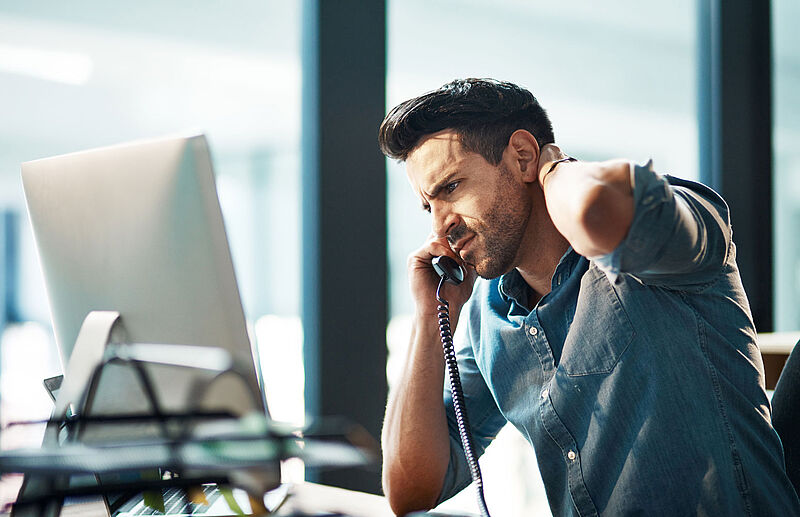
xmin=378 ymin=78 xmax=555 ymax=165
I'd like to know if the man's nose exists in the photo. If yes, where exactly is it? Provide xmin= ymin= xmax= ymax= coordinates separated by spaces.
xmin=432 ymin=205 xmax=459 ymax=239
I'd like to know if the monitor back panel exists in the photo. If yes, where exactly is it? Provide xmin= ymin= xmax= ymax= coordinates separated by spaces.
xmin=21 ymin=135 xmax=261 ymax=416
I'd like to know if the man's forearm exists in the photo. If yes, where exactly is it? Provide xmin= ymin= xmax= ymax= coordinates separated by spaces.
xmin=382 ymin=316 xmax=453 ymax=515
xmin=539 ymin=158 xmax=634 ymax=258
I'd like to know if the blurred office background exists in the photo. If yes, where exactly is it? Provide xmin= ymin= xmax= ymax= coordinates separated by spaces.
xmin=0 ymin=1 xmax=797 ymax=515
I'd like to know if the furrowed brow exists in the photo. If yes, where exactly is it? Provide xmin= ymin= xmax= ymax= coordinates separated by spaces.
xmin=426 ymin=171 xmax=459 ymax=200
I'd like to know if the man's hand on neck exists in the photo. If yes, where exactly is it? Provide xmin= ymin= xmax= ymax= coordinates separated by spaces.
xmin=535 ymin=146 xmax=634 ymax=259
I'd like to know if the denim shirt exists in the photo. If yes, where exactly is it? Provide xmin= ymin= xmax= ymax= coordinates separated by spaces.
xmin=437 ymin=162 xmax=800 ymax=516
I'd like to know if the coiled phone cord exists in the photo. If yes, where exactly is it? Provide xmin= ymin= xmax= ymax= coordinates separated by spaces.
xmin=437 ymin=276 xmax=492 ymax=517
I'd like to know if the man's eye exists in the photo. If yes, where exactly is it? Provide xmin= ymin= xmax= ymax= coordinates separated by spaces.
xmin=446 ymin=181 xmax=460 ymax=193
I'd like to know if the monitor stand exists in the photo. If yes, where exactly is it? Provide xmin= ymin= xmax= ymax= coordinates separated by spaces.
xmin=12 ymin=311 xmax=124 ymax=517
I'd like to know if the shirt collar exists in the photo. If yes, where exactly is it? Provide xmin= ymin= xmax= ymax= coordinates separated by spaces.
xmin=498 ymin=268 xmax=527 ymax=304
xmin=498 ymin=247 xmax=581 ymax=304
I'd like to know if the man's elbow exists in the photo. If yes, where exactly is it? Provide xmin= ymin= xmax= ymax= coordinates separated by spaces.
xmin=382 ymin=464 xmax=442 ymax=516
xmin=569 ymin=183 xmax=633 ymax=257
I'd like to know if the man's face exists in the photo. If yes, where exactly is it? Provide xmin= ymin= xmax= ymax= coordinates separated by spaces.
xmin=406 ymin=129 xmax=532 ymax=279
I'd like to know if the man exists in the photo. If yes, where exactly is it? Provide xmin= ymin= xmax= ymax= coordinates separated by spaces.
xmin=378 ymin=78 xmax=800 ymax=516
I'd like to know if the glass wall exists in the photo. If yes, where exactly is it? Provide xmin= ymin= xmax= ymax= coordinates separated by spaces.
xmin=0 ymin=1 xmax=302 ymax=503
xmin=387 ymin=1 xmax=697 ymax=513
xmin=774 ymin=0 xmax=800 ymax=331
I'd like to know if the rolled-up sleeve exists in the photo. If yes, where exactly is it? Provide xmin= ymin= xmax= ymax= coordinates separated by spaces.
xmin=593 ymin=161 xmax=731 ymax=290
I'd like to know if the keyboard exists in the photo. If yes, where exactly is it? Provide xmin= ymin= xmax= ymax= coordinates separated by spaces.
xmin=115 ymin=485 xmax=222 ymax=516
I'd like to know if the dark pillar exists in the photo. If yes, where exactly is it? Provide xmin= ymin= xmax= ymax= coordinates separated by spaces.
xmin=2 ymin=210 xmax=18 ymax=328
xmin=1 ymin=210 xmax=19 ymax=429
xmin=699 ymin=0 xmax=773 ymax=331
xmin=301 ymin=0 xmax=387 ymax=494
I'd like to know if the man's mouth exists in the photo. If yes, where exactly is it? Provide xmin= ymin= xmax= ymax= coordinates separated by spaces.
xmin=453 ymin=235 xmax=475 ymax=260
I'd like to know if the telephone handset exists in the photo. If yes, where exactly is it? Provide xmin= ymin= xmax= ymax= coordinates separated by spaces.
xmin=432 ymin=255 xmax=465 ymax=285
xmin=433 ymin=256 xmax=491 ymax=517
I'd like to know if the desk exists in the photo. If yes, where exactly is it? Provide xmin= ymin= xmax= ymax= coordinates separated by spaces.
xmin=249 ymin=483 xmax=473 ymax=517
xmin=50 ymin=483 xmax=395 ymax=517
xmin=277 ymin=482 xmax=395 ymax=516
xmin=13 ymin=483 xmax=469 ymax=517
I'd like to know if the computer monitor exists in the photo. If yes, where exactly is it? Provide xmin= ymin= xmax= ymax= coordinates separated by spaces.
xmin=21 ymin=134 xmax=265 ymax=420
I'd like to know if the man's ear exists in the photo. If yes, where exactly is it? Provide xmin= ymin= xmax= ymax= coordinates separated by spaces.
xmin=507 ymin=130 xmax=540 ymax=182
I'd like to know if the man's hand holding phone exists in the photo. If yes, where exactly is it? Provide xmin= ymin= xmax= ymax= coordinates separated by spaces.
xmin=408 ymin=234 xmax=477 ymax=318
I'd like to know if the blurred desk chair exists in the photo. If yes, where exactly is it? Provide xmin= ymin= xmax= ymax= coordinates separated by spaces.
xmin=772 ymin=337 xmax=800 ymax=494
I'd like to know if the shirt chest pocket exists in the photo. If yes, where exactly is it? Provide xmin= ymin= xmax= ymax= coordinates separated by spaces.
xmin=560 ymin=266 xmax=635 ymax=376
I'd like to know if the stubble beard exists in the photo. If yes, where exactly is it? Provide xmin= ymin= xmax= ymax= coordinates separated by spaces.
xmin=460 ymin=165 xmax=532 ymax=279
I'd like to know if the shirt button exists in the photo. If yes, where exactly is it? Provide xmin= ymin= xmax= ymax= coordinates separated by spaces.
xmin=541 ymin=389 xmax=549 ymax=400
xmin=529 ymin=327 xmax=538 ymax=336
xmin=567 ymin=450 xmax=577 ymax=461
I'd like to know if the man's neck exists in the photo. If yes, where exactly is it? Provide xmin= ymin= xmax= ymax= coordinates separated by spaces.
xmin=516 ymin=247 xmax=568 ymax=304
xmin=515 ymin=212 xmax=571 ymax=304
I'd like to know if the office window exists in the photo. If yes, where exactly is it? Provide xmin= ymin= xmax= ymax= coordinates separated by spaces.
xmin=774 ymin=0 xmax=800 ymax=331
xmin=0 ymin=2 xmax=303 ymax=501
xmin=386 ymin=1 xmax=697 ymax=513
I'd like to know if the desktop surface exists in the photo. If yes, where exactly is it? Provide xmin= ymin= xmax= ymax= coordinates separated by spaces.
xmin=274 ymin=483 xmax=475 ymax=517
xmin=6 ymin=483 xmax=474 ymax=517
